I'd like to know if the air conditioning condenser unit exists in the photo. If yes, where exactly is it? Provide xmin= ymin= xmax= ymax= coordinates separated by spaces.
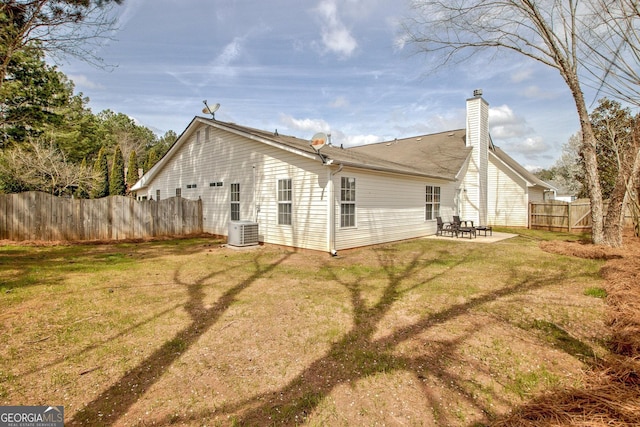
xmin=228 ymin=221 xmax=259 ymax=247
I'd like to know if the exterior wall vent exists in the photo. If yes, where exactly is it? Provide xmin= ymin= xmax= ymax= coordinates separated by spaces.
xmin=228 ymin=221 xmax=259 ymax=246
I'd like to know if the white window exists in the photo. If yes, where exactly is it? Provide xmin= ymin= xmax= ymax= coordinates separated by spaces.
xmin=340 ymin=177 xmax=356 ymax=228
xmin=175 ymin=188 xmax=181 ymax=197
xmin=425 ymin=186 xmax=441 ymax=220
xmin=230 ymin=183 xmax=240 ymax=221
xmin=278 ymin=179 xmax=292 ymax=225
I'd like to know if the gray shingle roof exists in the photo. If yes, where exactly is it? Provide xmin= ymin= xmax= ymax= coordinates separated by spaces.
xmin=347 ymin=130 xmax=471 ymax=180
xmin=490 ymin=145 xmax=553 ymax=189
xmin=135 ymin=116 xmax=552 ymax=191
xmin=209 ymin=119 xmax=464 ymax=181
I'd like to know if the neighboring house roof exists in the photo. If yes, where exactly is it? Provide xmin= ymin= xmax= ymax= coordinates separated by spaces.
xmin=546 ymin=179 xmax=575 ymax=197
xmin=490 ymin=145 xmax=555 ymax=189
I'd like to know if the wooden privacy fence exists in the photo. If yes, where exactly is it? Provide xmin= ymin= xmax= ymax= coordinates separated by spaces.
xmin=0 ymin=192 xmax=203 ymax=242
xmin=529 ymin=199 xmax=635 ymax=232
xmin=529 ymin=199 xmax=592 ymax=232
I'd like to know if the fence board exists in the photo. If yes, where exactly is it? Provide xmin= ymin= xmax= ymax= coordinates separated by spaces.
xmin=0 ymin=192 xmax=203 ymax=242
xmin=530 ymin=199 xmax=634 ymax=232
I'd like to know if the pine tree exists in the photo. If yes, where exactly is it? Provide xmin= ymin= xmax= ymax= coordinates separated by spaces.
xmin=76 ymin=158 xmax=90 ymax=199
xmin=144 ymin=146 xmax=159 ymax=173
xmin=91 ymin=146 xmax=109 ymax=198
xmin=126 ymin=150 xmax=139 ymax=195
xmin=109 ymin=145 xmax=125 ymax=196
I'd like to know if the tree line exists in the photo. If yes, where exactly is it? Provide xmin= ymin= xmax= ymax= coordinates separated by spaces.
xmin=0 ymin=0 xmax=175 ymax=198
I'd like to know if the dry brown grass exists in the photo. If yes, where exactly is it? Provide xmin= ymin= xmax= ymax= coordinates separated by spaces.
xmin=495 ymin=232 xmax=640 ymax=427
xmin=0 ymin=232 xmax=617 ymax=426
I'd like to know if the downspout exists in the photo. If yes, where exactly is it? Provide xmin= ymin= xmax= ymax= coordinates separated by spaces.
xmin=252 ymin=165 xmax=257 ymax=222
xmin=328 ymin=163 xmax=343 ymax=256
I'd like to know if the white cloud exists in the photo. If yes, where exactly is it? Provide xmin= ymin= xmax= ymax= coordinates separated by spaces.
xmin=489 ymin=104 xmax=533 ymax=139
xmin=341 ymin=133 xmax=381 ymax=147
xmin=510 ymin=68 xmax=533 ymax=83
xmin=213 ymin=37 xmax=244 ymax=68
xmin=330 ymin=96 xmax=350 ymax=108
xmin=315 ymin=0 xmax=358 ymax=57
xmin=68 ymin=74 xmax=105 ymax=90
xmin=116 ymin=0 xmax=147 ymax=29
xmin=523 ymin=85 xmax=560 ymax=100
xmin=280 ymin=114 xmax=331 ymax=133
xmin=513 ymin=136 xmax=550 ymax=154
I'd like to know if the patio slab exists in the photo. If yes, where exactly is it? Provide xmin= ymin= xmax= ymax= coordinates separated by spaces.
xmin=424 ymin=231 xmax=518 ymax=243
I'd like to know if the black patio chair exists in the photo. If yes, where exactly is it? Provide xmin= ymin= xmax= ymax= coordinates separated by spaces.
xmin=436 ymin=217 xmax=456 ymax=237
xmin=452 ymin=215 xmax=476 ymax=238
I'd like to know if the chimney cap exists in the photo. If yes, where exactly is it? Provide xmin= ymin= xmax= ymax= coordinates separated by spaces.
xmin=473 ymin=89 xmax=483 ymax=97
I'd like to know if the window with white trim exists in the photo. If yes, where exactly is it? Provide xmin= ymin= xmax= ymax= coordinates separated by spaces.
xmin=230 ymin=183 xmax=240 ymax=221
xmin=340 ymin=177 xmax=356 ymax=228
xmin=425 ymin=185 xmax=441 ymax=220
xmin=277 ymin=179 xmax=292 ymax=225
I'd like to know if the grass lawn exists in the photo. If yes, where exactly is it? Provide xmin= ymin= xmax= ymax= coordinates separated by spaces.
xmin=0 ymin=230 xmax=609 ymax=426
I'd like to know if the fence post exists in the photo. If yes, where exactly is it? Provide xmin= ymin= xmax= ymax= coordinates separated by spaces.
xmin=567 ymin=201 xmax=572 ymax=233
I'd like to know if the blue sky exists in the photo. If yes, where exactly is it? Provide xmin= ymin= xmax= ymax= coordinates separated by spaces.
xmin=58 ymin=0 xmax=593 ymax=170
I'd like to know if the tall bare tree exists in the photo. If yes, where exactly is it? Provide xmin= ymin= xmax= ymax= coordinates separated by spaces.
xmin=0 ymin=0 xmax=124 ymax=89
xmin=583 ymin=0 xmax=640 ymax=107
xmin=0 ymin=137 xmax=94 ymax=195
xmin=404 ymin=0 xmax=639 ymax=247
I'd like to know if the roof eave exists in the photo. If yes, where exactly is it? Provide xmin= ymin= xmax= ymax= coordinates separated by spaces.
xmin=333 ymin=160 xmax=456 ymax=182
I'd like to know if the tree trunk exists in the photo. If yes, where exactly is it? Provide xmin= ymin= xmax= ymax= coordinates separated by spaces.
xmin=602 ymin=172 xmax=627 ymax=247
xmin=602 ymin=118 xmax=640 ymax=246
xmin=569 ymin=83 xmax=606 ymax=245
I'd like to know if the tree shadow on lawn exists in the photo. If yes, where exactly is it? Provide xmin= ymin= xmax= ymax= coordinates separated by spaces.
xmin=68 ymin=251 xmax=292 ymax=426
xmin=0 ymin=237 xmax=221 ymax=292
xmin=154 ymin=246 xmax=584 ymax=426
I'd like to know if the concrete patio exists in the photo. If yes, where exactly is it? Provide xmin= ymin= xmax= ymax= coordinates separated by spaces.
xmin=424 ymin=231 xmax=518 ymax=243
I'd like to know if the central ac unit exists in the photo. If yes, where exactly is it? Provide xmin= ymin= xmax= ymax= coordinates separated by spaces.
xmin=228 ymin=221 xmax=259 ymax=247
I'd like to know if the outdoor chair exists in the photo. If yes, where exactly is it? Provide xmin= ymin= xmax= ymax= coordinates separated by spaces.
xmin=436 ymin=217 xmax=456 ymax=237
xmin=452 ymin=215 xmax=476 ymax=238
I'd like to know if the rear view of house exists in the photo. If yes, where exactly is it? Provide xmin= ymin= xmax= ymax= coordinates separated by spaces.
xmin=132 ymin=92 xmax=552 ymax=252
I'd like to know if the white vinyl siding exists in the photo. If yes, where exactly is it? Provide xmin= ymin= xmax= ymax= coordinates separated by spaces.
xmin=138 ymin=120 xmax=458 ymax=251
xmin=139 ymin=122 xmax=329 ymax=251
xmin=333 ymin=168 xmax=456 ymax=250
xmin=487 ymin=155 xmax=528 ymax=227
